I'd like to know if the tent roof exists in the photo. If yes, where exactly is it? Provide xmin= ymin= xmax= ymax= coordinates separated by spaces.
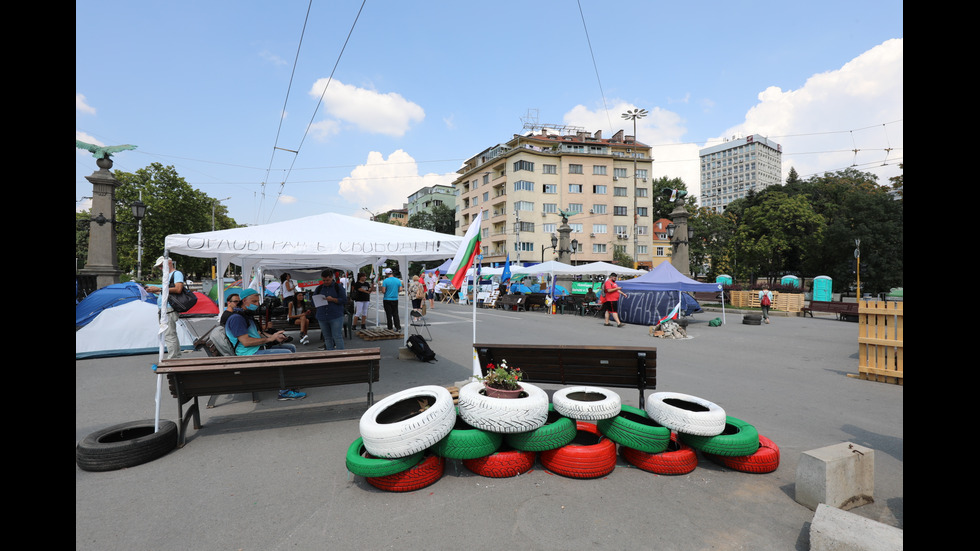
xmin=164 ymin=212 xmax=463 ymax=268
xmin=619 ymin=262 xmax=722 ymax=292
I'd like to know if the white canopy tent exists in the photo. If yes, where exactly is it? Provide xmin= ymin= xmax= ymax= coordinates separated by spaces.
xmin=154 ymin=212 xmax=463 ymax=430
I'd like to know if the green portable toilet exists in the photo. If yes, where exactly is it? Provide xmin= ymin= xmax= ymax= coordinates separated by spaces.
xmin=812 ymin=276 xmax=832 ymax=302
xmin=716 ymin=274 xmax=733 ymax=286
xmin=781 ymin=275 xmax=801 ymax=288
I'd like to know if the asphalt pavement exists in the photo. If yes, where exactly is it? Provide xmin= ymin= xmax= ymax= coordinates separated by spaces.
xmin=76 ymin=300 xmax=903 ymax=550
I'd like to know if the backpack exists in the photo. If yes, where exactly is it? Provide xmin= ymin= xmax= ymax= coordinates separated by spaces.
xmin=193 ymin=324 xmax=236 ymax=357
xmin=406 ymin=334 xmax=436 ymax=362
xmin=760 ymin=293 xmax=771 ymax=307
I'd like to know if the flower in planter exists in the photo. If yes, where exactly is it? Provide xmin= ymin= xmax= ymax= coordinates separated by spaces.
xmin=480 ymin=359 xmax=524 ymax=390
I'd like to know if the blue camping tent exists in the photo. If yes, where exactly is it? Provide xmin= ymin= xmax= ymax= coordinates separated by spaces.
xmin=75 ymin=282 xmax=157 ymax=328
xmin=617 ymin=263 xmax=723 ymax=325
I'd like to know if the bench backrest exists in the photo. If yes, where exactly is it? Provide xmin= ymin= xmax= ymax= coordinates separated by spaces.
xmin=473 ymin=343 xmax=656 ymax=392
xmin=157 ymin=348 xmax=381 ymax=399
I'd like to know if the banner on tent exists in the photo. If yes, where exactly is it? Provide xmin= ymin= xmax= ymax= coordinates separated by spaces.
xmin=620 ymin=291 xmax=686 ymax=325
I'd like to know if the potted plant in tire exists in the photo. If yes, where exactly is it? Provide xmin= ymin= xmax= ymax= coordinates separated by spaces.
xmin=480 ymin=359 xmax=524 ymax=399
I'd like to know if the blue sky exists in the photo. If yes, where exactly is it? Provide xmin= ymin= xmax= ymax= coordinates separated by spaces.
xmin=76 ymin=1 xmax=903 ymax=227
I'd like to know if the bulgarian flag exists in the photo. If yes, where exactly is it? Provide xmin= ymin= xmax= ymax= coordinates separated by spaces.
xmin=448 ymin=211 xmax=482 ymax=290
xmin=658 ymin=302 xmax=681 ymax=324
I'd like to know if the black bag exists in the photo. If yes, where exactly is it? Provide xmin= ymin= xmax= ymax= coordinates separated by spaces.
xmin=406 ymin=334 xmax=436 ymax=362
xmin=167 ymin=288 xmax=198 ymax=313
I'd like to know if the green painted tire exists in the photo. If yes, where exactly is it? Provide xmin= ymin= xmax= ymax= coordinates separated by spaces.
xmin=431 ymin=413 xmax=503 ymax=460
xmin=504 ymin=405 xmax=577 ymax=452
xmin=345 ymin=437 xmax=423 ymax=478
xmin=597 ymin=404 xmax=670 ymax=453
xmin=679 ymin=416 xmax=760 ymax=457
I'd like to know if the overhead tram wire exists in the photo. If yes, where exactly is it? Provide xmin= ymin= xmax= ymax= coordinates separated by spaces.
xmin=259 ymin=0 xmax=315 ymax=224
xmin=577 ymin=0 xmax=614 ymax=133
xmin=266 ymin=0 xmax=368 ymax=224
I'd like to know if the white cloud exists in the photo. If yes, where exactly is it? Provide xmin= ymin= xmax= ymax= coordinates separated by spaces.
xmin=76 ymin=94 xmax=96 ymax=115
xmin=278 ymin=195 xmax=298 ymax=205
xmin=309 ymin=79 xmax=425 ymax=138
xmin=724 ymin=38 xmax=903 ymax=182
xmin=338 ymin=149 xmax=455 ymax=215
xmin=259 ymin=50 xmax=289 ymax=66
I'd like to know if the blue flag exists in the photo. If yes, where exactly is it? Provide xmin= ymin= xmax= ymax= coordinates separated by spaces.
xmin=501 ymin=254 xmax=512 ymax=284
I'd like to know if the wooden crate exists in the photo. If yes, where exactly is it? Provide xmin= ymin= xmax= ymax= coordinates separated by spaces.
xmin=852 ymin=300 xmax=903 ymax=385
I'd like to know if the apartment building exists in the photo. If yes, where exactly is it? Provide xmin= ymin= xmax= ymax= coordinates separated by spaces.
xmin=699 ymin=134 xmax=782 ymax=213
xmin=453 ymin=128 xmax=657 ymax=268
xmin=407 ymin=184 xmax=456 ymax=218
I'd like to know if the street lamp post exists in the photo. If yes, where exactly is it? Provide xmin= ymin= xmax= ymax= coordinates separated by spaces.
xmin=132 ymin=194 xmax=147 ymax=280
xmin=622 ymin=108 xmax=648 ymax=270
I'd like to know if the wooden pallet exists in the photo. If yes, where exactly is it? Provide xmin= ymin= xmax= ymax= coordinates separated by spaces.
xmin=446 ymin=386 xmax=459 ymax=405
xmin=356 ymin=328 xmax=404 ymax=341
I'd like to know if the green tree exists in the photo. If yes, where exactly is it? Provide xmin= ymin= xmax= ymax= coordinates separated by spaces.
xmin=730 ymin=191 xmax=825 ymax=285
xmin=407 ymin=203 xmax=456 ymax=235
xmin=75 ymin=163 xmax=240 ymax=281
xmin=688 ymin=206 xmax=734 ymax=278
xmin=649 ymin=176 xmax=694 ymax=220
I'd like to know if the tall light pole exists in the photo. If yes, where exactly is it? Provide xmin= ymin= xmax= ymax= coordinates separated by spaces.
xmin=622 ymin=108 xmax=647 ymax=269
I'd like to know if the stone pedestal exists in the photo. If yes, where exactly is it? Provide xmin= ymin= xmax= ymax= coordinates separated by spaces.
xmin=796 ymin=442 xmax=874 ymax=511
xmin=79 ymin=156 xmax=123 ymax=288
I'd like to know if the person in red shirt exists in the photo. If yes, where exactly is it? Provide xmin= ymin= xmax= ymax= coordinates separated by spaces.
xmin=601 ymin=273 xmax=628 ymax=327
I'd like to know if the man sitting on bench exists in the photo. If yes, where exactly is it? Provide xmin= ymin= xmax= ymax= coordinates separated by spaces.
xmin=225 ymin=289 xmax=306 ymax=400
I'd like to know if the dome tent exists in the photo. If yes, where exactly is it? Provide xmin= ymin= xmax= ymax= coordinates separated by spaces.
xmin=618 ymin=262 xmax=725 ymax=326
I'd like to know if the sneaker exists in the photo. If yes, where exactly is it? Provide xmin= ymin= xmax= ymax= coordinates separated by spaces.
xmin=300 ymin=335 xmax=310 ymax=344
xmin=617 ymin=323 xmax=624 ymax=328
xmin=278 ymin=389 xmax=306 ymax=401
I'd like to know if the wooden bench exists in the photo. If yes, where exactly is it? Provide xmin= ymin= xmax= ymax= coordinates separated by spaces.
xmin=692 ymin=291 xmax=722 ymax=303
xmin=801 ymin=300 xmax=859 ymax=321
xmin=155 ymin=348 xmax=381 ymax=446
xmin=473 ymin=343 xmax=657 ymax=408
xmin=523 ymin=293 xmax=549 ymax=311
xmin=495 ymin=294 xmax=525 ymax=311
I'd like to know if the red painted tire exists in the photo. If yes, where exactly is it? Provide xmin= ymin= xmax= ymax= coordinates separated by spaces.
xmin=463 ymin=447 xmax=536 ymax=478
xmin=366 ymin=454 xmax=445 ymax=492
xmin=539 ymin=422 xmax=617 ymax=479
xmin=704 ymin=434 xmax=780 ymax=474
xmin=620 ymin=433 xmax=698 ymax=475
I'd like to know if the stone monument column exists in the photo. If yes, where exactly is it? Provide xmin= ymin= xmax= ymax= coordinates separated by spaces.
xmin=669 ymin=195 xmax=691 ymax=277
xmin=79 ymin=156 xmax=123 ymax=287
xmin=557 ymin=216 xmax=573 ymax=264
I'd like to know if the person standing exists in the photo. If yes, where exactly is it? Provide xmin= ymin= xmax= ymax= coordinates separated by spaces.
xmin=314 ymin=270 xmax=347 ymax=350
xmin=381 ymin=268 xmax=402 ymax=331
xmin=408 ymin=275 xmax=423 ymax=310
xmin=424 ymin=271 xmax=437 ymax=310
xmin=280 ymin=272 xmax=297 ymax=311
xmin=759 ymin=285 xmax=774 ymax=324
xmin=145 ymin=256 xmax=185 ymax=359
xmin=601 ymin=273 xmax=628 ymax=328
xmin=352 ymin=272 xmax=373 ymax=330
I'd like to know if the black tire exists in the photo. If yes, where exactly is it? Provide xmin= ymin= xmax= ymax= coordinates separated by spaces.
xmin=742 ymin=318 xmax=762 ymax=325
xmin=76 ymin=420 xmax=178 ymax=472
xmin=504 ymin=405 xmax=576 ymax=452
xmin=597 ymin=404 xmax=670 ymax=454
xmin=743 ymin=314 xmax=762 ymax=321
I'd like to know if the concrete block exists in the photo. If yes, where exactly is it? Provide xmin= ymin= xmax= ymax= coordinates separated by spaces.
xmin=810 ymin=504 xmax=902 ymax=551
xmin=796 ymin=442 xmax=874 ymax=511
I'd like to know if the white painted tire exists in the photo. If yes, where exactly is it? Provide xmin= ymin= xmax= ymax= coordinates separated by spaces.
xmin=645 ymin=392 xmax=727 ymax=436
xmin=457 ymin=381 xmax=549 ymax=434
xmin=359 ymin=386 xmax=456 ymax=458
xmin=552 ymin=386 xmax=622 ymax=421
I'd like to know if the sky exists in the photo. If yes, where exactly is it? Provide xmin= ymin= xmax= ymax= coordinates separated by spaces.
xmin=76 ymin=1 xmax=903 ymax=228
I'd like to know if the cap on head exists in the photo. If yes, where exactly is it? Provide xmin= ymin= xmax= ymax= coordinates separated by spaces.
xmin=154 ymin=256 xmax=170 ymax=268
xmin=239 ymin=288 xmax=260 ymax=300
xmin=384 ymin=268 xmax=393 ymax=274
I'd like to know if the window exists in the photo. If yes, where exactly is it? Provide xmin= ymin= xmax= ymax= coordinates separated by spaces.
xmin=614 ymin=225 xmax=628 ymax=235
xmin=543 ymin=184 xmax=557 ymax=194
xmin=514 ymin=180 xmax=534 ymax=192
xmin=515 ymin=241 xmax=535 ymax=252
xmin=542 ymin=203 xmax=558 ymax=213
xmin=592 ymin=204 xmax=607 ymax=214
xmin=614 ymin=206 xmax=628 ymax=216
xmin=592 ymin=185 xmax=606 ymax=194
xmin=570 ymin=223 xmax=583 ymax=233
xmin=567 ymin=203 xmax=583 ymax=213
xmin=543 ymin=164 xmax=557 ymax=174
xmin=614 ymin=187 xmax=628 ymax=196
xmin=569 ymin=184 xmax=583 ymax=193
xmin=592 ymin=165 xmax=607 ymax=175
xmin=518 ymin=221 xmax=535 ymax=232
xmin=514 ymin=160 xmax=534 ymax=172
xmin=472 ymin=196 xmax=478 ymax=205
xmin=542 ymin=223 xmax=556 ymax=233
xmin=592 ymin=224 xmax=607 ymax=234
xmin=614 ymin=168 xmax=627 ymax=178
xmin=656 ymin=246 xmax=665 ymax=256
xmin=636 ymin=188 xmax=648 ymax=197
xmin=483 ymin=173 xmax=489 ymax=185
xmin=515 ymin=201 xmax=535 ymax=211
xmin=593 ymin=244 xmax=607 ymax=253
xmin=636 ymin=169 xmax=648 ymax=179
xmin=569 ymin=164 xmax=583 ymax=174
xmin=637 ymin=207 xmax=648 ymax=217
xmin=483 ymin=192 xmax=489 ymax=202
xmin=637 ymin=245 xmax=648 ymax=254
xmin=637 ymin=225 xmax=649 ymax=235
